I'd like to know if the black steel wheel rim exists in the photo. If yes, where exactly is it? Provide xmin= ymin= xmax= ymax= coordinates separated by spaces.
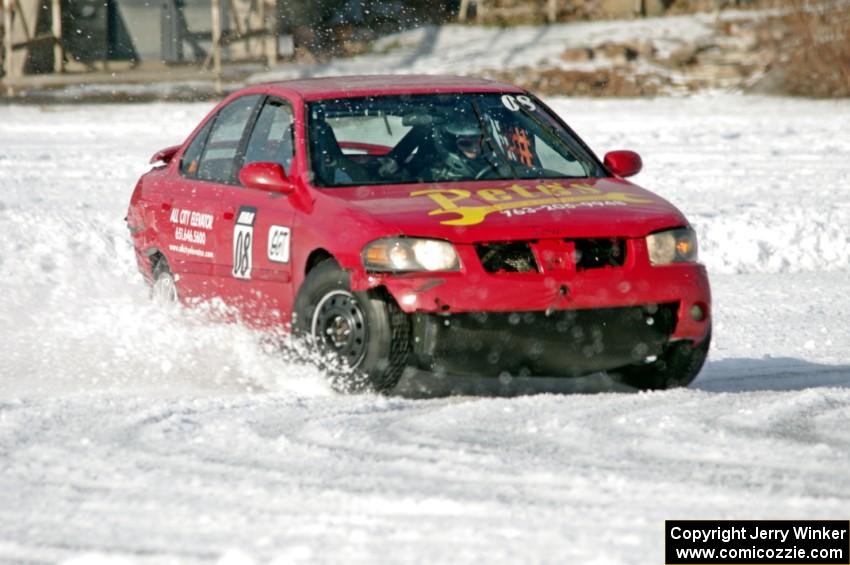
xmin=311 ymin=290 xmax=368 ymax=369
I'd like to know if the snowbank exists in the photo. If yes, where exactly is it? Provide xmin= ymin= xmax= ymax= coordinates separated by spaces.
xmin=252 ymin=16 xmax=720 ymax=83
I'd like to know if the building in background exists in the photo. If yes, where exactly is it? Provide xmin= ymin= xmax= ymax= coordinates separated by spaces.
xmin=1 ymin=0 xmax=456 ymax=79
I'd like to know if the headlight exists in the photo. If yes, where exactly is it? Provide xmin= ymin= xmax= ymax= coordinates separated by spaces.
xmin=646 ymin=228 xmax=698 ymax=265
xmin=363 ymin=238 xmax=460 ymax=272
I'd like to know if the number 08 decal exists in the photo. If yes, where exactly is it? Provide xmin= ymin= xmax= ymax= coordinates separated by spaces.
xmin=501 ymin=94 xmax=536 ymax=112
xmin=232 ymin=206 xmax=257 ymax=280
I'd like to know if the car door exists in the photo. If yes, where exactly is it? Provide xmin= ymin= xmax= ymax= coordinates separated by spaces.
xmin=164 ymin=94 xmax=263 ymax=305
xmin=215 ymin=96 xmax=298 ymax=327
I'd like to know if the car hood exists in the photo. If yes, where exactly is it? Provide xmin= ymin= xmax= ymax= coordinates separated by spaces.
xmin=322 ymin=178 xmax=688 ymax=243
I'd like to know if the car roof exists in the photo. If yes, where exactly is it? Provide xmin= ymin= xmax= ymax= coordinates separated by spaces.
xmin=255 ymin=74 xmax=526 ymax=101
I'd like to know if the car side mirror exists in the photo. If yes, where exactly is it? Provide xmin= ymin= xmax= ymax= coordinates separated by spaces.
xmin=150 ymin=144 xmax=180 ymax=165
xmin=239 ymin=162 xmax=295 ymax=194
xmin=603 ymin=150 xmax=642 ymax=178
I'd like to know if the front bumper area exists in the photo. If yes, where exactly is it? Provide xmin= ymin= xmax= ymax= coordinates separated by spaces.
xmin=356 ymin=264 xmax=711 ymax=343
xmin=351 ymin=236 xmax=711 ymax=377
xmin=410 ymin=304 xmax=679 ymax=377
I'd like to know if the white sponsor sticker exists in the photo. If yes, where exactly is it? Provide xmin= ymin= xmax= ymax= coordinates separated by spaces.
xmin=232 ymin=206 xmax=256 ymax=280
xmin=267 ymin=225 xmax=291 ymax=264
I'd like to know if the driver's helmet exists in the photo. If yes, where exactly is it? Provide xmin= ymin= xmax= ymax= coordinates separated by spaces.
xmin=430 ymin=117 xmax=486 ymax=179
xmin=442 ymin=118 xmax=484 ymax=158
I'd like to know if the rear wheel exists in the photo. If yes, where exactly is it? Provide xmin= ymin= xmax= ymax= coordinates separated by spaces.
xmin=151 ymin=258 xmax=178 ymax=305
xmin=613 ymin=329 xmax=711 ymax=390
xmin=293 ymin=260 xmax=411 ymax=393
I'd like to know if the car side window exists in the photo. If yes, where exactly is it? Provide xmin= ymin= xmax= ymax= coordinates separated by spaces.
xmin=243 ymin=99 xmax=295 ymax=174
xmin=196 ymin=95 xmax=261 ymax=184
xmin=534 ymin=134 xmax=586 ymax=177
xmin=180 ymin=119 xmax=214 ymax=177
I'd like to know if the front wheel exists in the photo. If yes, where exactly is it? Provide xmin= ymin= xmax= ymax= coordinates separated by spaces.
xmin=293 ymin=260 xmax=411 ymax=393
xmin=612 ymin=329 xmax=711 ymax=390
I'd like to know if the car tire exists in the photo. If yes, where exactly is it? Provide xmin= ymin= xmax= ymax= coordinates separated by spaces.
xmin=613 ymin=328 xmax=711 ymax=390
xmin=293 ymin=259 xmax=411 ymax=393
xmin=151 ymin=257 xmax=179 ymax=305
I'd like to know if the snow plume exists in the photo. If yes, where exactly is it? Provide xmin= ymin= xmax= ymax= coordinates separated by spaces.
xmin=0 ymin=104 xmax=326 ymax=398
xmin=0 ymin=203 xmax=328 ymax=398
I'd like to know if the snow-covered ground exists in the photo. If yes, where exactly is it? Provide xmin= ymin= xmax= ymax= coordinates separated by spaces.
xmin=1 ymin=95 xmax=850 ymax=564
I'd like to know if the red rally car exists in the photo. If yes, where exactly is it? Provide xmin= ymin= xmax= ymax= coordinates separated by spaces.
xmin=127 ymin=75 xmax=711 ymax=392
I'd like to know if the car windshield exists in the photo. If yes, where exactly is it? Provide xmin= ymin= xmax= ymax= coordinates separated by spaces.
xmin=306 ymin=93 xmax=605 ymax=187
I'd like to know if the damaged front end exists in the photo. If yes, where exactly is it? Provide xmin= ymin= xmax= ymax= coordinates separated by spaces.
xmin=353 ymin=233 xmax=710 ymax=380
xmin=410 ymin=304 xmax=678 ymax=377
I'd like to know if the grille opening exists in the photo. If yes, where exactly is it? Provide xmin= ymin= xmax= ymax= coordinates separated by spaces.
xmin=476 ymin=242 xmax=539 ymax=273
xmin=574 ymin=238 xmax=626 ymax=270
